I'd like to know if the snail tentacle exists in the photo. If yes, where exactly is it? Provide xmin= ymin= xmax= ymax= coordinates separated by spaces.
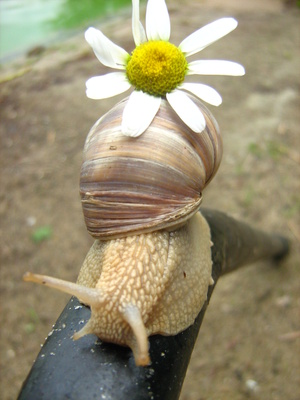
xmin=23 ymin=272 xmax=104 ymax=306
xmin=122 ymin=305 xmax=150 ymax=366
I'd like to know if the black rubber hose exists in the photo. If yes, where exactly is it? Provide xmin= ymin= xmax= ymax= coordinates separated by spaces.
xmin=17 ymin=210 xmax=289 ymax=400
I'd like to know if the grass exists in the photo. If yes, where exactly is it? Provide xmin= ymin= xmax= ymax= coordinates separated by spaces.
xmin=32 ymin=226 xmax=52 ymax=243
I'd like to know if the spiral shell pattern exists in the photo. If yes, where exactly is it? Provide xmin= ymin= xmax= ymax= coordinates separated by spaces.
xmin=80 ymin=95 xmax=222 ymax=239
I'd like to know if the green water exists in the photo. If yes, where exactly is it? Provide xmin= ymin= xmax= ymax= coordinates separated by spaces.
xmin=0 ymin=0 xmax=131 ymax=62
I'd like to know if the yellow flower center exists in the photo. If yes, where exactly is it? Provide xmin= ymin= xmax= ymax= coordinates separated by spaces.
xmin=126 ymin=41 xmax=188 ymax=97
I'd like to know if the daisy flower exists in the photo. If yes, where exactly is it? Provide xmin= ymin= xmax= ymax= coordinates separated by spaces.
xmin=85 ymin=0 xmax=245 ymax=137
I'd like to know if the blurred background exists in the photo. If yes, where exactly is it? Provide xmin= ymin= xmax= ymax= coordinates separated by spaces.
xmin=0 ymin=0 xmax=299 ymax=399
xmin=0 ymin=0 xmax=132 ymax=62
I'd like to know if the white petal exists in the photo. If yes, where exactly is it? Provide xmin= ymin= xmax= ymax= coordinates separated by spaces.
xmin=179 ymin=17 xmax=238 ymax=57
xmin=122 ymin=91 xmax=161 ymax=137
xmin=85 ymin=27 xmax=128 ymax=69
xmin=146 ymin=0 xmax=171 ymax=41
xmin=188 ymin=60 xmax=245 ymax=76
xmin=86 ymin=73 xmax=131 ymax=99
xmin=179 ymin=83 xmax=222 ymax=106
xmin=166 ymin=90 xmax=206 ymax=133
xmin=132 ymin=0 xmax=147 ymax=45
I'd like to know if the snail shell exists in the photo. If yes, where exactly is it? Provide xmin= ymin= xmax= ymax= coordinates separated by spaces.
xmin=80 ymin=95 xmax=222 ymax=239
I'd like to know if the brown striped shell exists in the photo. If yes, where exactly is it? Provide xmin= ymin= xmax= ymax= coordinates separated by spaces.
xmin=80 ymin=95 xmax=222 ymax=239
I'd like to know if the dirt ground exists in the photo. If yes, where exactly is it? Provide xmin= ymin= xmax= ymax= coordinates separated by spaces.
xmin=0 ymin=0 xmax=299 ymax=399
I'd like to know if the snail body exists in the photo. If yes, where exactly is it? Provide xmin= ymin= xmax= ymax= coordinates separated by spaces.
xmin=24 ymin=95 xmax=222 ymax=366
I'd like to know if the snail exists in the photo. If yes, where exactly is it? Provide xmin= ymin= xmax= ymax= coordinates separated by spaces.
xmin=24 ymin=94 xmax=222 ymax=366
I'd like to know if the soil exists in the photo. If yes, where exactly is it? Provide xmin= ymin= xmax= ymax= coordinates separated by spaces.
xmin=0 ymin=0 xmax=299 ymax=399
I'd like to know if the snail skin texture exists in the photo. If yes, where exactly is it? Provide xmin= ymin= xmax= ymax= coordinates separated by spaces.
xmin=25 ymin=212 xmax=212 ymax=366
xmin=24 ymin=96 xmax=221 ymax=366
